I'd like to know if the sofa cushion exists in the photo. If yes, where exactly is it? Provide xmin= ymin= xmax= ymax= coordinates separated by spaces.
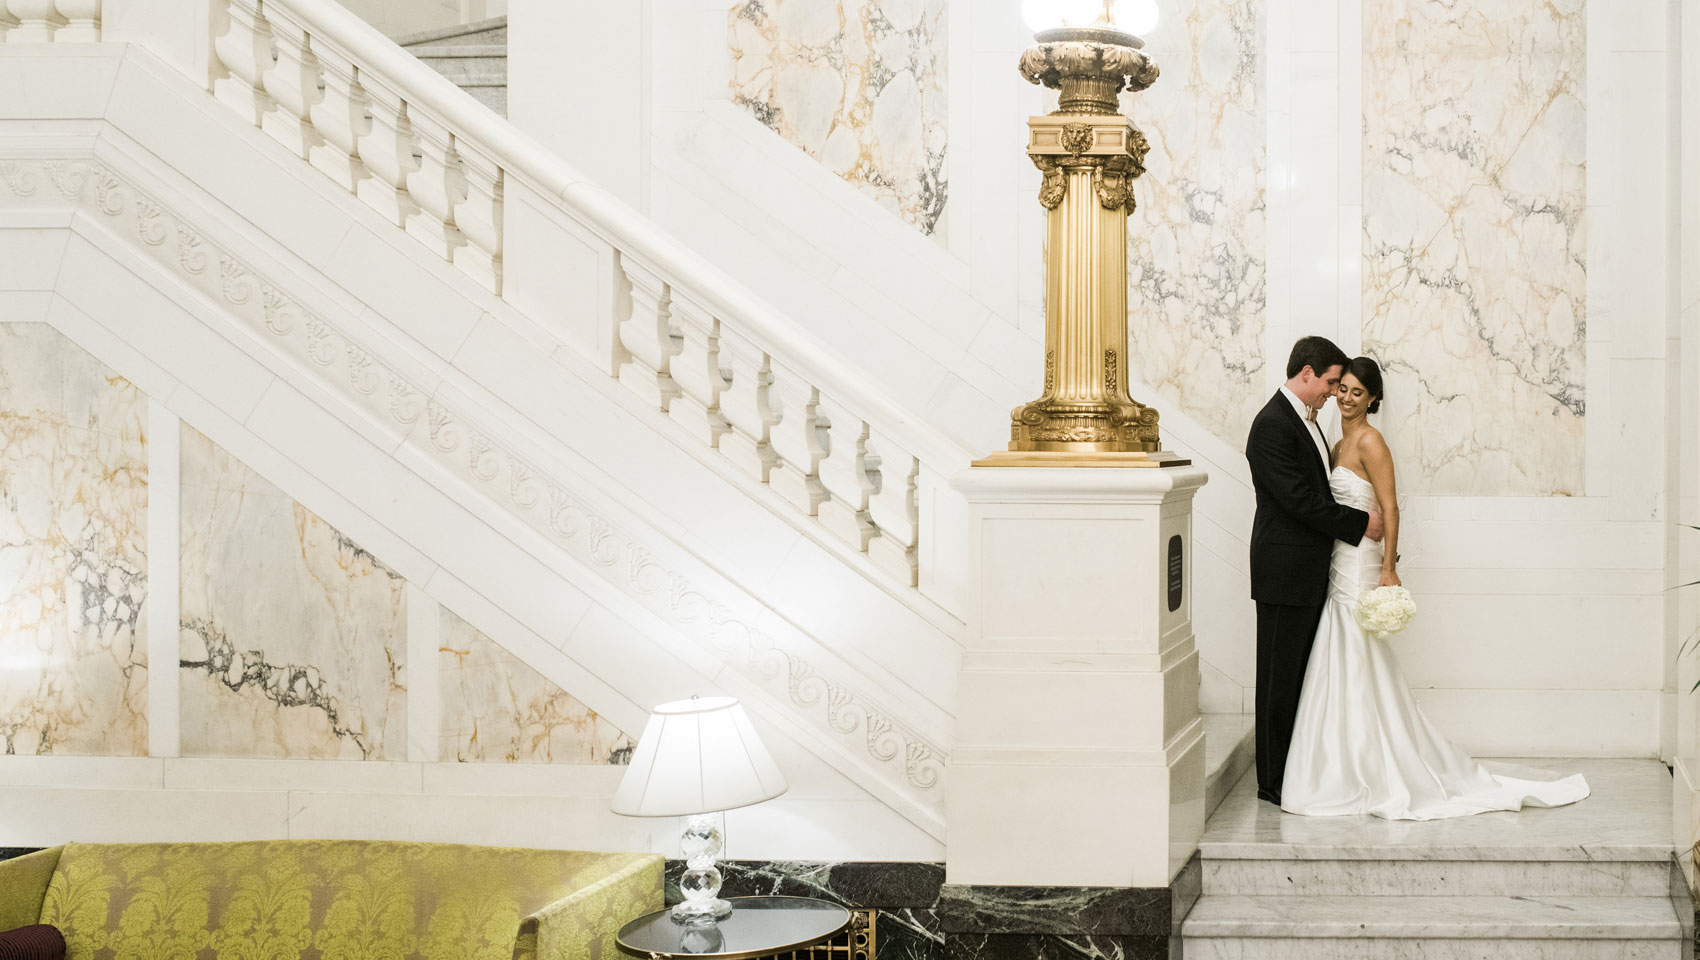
xmin=0 ymin=850 xmax=63 ymax=935
xmin=37 ymin=841 xmax=660 ymax=960
xmin=0 ymin=924 xmax=66 ymax=960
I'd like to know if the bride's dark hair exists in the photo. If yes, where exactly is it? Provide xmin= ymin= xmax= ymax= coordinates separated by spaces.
xmin=1348 ymin=357 xmax=1384 ymax=414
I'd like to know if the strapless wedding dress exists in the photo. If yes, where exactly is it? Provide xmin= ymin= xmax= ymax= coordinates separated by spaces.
xmin=1280 ymin=467 xmax=1590 ymax=820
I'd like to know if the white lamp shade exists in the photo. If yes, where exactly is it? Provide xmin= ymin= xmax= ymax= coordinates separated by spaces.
xmin=610 ymin=697 xmax=789 ymax=817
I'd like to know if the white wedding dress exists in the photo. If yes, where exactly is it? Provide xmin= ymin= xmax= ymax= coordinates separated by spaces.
xmin=1280 ymin=466 xmax=1591 ymax=820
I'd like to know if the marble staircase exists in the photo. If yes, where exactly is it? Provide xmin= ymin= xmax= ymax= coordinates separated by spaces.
xmin=398 ymin=17 xmax=507 ymax=117
xmin=1182 ymin=759 xmax=1687 ymax=958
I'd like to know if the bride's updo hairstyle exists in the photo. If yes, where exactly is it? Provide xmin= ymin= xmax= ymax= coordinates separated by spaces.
xmin=1348 ymin=357 xmax=1385 ymax=414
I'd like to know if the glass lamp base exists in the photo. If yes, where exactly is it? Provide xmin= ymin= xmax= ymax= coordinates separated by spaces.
xmin=669 ymin=898 xmax=733 ymax=926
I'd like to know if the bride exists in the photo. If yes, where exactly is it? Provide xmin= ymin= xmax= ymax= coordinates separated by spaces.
xmin=1280 ymin=356 xmax=1591 ymax=820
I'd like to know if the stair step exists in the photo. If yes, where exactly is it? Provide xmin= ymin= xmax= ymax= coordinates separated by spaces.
xmin=1204 ymin=856 xmax=1672 ymax=897
xmin=394 ymin=16 xmax=507 ymax=48
xmin=404 ymin=44 xmax=506 ymax=59
xmin=1183 ymin=896 xmax=1683 ymax=959
xmin=412 ymin=57 xmax=506 ymax=88
xmin=1204 ymin=714 xmax=1255 ymax=820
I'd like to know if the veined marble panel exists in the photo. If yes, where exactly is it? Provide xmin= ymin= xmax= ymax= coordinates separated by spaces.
xmin=178 ymin=426 xmax=406 ymax=760
xmin=1126 ymin=0 xmax=1267 ymax=445
xmin=0 ymin=324 xmax=148 ymax=756
xmin=728 ymin=0 xmax=948 ymax=237
xmin=438 ymin=608 xmax=633 ymax=764
xmin=1362 ymin=0 xmax=1586 ymax=496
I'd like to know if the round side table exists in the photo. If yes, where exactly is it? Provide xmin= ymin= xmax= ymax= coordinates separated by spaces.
xmin=616 ymin=895 xmax=852 ymax=959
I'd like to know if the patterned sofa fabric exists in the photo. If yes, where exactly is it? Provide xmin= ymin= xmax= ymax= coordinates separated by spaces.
xmin=0 ymin=848 xmax=63 ymax=934
xmin=34 ymin=840 xmax=660 ymax=960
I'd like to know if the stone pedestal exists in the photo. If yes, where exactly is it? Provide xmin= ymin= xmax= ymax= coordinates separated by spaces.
xmin=947 ymin=465 xmax=1208 ymax=891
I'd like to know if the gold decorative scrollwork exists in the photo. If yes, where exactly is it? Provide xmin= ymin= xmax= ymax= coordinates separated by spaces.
xmin=1034 ymin=158 xmax=1067 ymax=209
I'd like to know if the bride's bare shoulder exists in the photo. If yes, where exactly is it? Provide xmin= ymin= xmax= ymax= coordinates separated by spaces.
xmin=1359 ymin=424 xmax=1393 ymax=462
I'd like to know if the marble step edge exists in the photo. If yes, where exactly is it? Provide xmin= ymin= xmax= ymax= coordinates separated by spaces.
xmin=407 ymin=44 xmax=507 ymax=58
xmin=1181 ymin=895 xmax=1683 ymax=940
xmin=1202 ymin=856 xmax=1673 ymax=897
xmin=394 ymin=15 xmax=507 ymax=48
xmin=1198 ymin=842 xmax=1676 ymax=863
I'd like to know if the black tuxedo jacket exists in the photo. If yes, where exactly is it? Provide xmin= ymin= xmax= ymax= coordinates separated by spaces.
xmin=1246 ymin=391 xmax=1371 ymax=607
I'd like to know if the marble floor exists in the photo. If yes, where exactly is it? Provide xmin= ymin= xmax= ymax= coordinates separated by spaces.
xmin=1201 ymin=758 xmax=1672 ymax=862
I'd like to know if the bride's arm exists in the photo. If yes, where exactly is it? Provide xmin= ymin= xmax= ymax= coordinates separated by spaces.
xmin=1361 ymin=431 xmax=1401 ymax=587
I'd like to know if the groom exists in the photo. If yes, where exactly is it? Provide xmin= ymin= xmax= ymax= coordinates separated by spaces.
xmin=1246 ymin=336 xmax=1383 ymax=805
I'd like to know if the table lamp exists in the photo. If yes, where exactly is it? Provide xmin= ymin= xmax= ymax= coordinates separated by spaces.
xmin=611 ymin=696 xmax=789 ymax=925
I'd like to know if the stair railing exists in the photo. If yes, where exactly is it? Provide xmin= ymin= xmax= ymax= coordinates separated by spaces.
xmin=188 ymin=0 xmax=969 ymax=595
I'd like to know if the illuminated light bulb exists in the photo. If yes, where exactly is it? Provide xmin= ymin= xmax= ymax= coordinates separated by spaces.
xmin=1022 ymin=0 xmax=1108 ymax=33
xmin=1110 ymin=0 xmax=1160 ymax=35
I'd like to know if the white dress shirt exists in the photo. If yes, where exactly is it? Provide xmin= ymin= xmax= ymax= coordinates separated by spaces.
xmin=1280 ymin=385 xmax=1331 ymax=472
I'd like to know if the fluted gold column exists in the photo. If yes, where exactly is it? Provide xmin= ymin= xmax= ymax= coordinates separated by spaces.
xmin=976 ymin=30 xmax=1189 ymax=467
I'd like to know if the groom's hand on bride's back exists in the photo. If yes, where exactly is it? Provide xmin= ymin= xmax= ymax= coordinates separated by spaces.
xmin=1365 ymin=511 xmax=1386 ymax=542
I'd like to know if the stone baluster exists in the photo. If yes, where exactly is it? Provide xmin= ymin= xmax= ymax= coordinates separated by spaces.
xmin=355 ymin=75 xmax=419 ymax=228
xmin=616 ymin=259 xmax=680 ymax=411
xmin=864 ymin=431 xmax=920 ymax=585
xmin=404 ymin=112 xmax=465 ymax=260
xmin=452 ymin=139 xmax=503 ymax=294
xmin=52 ymin=0 xmax=97 ymax=41
xmin=211 ymin=0 xmax=272 ymax=124
xmin=716 ymin=325 xmax=777 ymax=482
xmin=814 ymin=396 xmax=876 ymax=551
xmin=766 ymin=358 xmax=827 ymax=516
xmin=0 ymin=1 xmax=19 ymax=37
xmin=306 ymin=46 xmax=368 ymax=191
xmin=259 ymin=4 xmax=321 ymax=159
xmin=666 ymin=292 xmax=730 ymax=447
xmin=7 ymin=0 xmax=63 ymax=41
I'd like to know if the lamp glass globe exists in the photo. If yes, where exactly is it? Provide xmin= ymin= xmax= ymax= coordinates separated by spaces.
xmin=1021 ymin=0 xmax=1108 ymax=32
xmin=1110 ymin=0 xmax=1160 ymax=35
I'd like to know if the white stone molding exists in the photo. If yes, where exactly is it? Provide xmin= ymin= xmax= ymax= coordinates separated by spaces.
xmin=0 ymin=155 xmax=951 ymax=835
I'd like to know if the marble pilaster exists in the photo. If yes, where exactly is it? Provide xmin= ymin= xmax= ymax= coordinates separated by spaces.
xmin=1128 ymin=0 xmax=1268 ymax=445
xmin=1361 ymin=0 xmax=1587 ymax=496
xmin=0 ymin=324 xmax=148 ymax=757
xmin=178 ymin=426 xmax=406 ymax=760
xmin=728 ymin=0 xmax=948 ymax=237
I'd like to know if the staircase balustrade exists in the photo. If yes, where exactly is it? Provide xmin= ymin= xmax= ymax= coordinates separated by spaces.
xmin=7 ymin=0 xmax=959 ymax=594
xmin=150 ymin=0 xmax=966 ymax=591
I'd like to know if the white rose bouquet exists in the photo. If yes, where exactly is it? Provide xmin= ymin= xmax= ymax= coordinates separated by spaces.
xmin=1357 ymin=585 xmax=1416 ymax=639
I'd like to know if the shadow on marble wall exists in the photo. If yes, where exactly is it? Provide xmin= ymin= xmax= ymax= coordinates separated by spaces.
xmin=1128 ymin=0 xmax=1268 ymax=448
xmin=179 ymin=425 xmax=408 ymax=760
xmin=1362 ymin=0 xmax=1586 ymax=496
xmin=728 ymin=0 xmax=948 ymax=238
xmin=439 ymin=606 xmax=634 ymax=763
xmin=0 ymin=324 xmax=148 ymax=757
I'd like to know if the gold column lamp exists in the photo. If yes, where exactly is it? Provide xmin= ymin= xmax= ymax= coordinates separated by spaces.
xmin=976 ymin=0 xmax=1188 ymax=468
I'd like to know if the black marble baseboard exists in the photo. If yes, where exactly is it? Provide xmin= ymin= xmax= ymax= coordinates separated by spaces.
xmin=664 ymin=856 xmax=1198 ymax=960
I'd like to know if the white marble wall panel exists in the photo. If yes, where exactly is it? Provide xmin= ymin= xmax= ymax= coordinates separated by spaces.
xmin=1362 ymin=0 xmax=1588 ymax=496
xmin=178 ymin=425 xmax=407 ymax=760
xmin=438 ymin=606 xmax=635 ymax=764
xmin=728 ymin=0 xmax=949 ymax=237
xmin=0 ymin=323 xmax=148 ymax=756
xmin=1129 ymin=0 xmax=1268 ymax=443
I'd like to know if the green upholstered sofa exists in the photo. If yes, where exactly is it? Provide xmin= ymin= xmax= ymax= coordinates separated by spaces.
xmin=0 ymin=840 xmax=661 ymax=960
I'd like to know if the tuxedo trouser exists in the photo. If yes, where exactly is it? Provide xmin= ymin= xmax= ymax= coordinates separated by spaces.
xmin=1255 ymin=600 xmax=1325 ymax=799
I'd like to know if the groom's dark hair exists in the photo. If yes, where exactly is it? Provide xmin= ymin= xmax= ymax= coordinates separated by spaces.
xmin=1286 ymin=336 xmax=1351 ymax=379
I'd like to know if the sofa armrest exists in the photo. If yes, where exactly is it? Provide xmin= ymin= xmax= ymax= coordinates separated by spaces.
xmin=515 ymin=854 xmax=662 ymax=960
xmin=0 ymin=849 xmax=64 ymax=933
